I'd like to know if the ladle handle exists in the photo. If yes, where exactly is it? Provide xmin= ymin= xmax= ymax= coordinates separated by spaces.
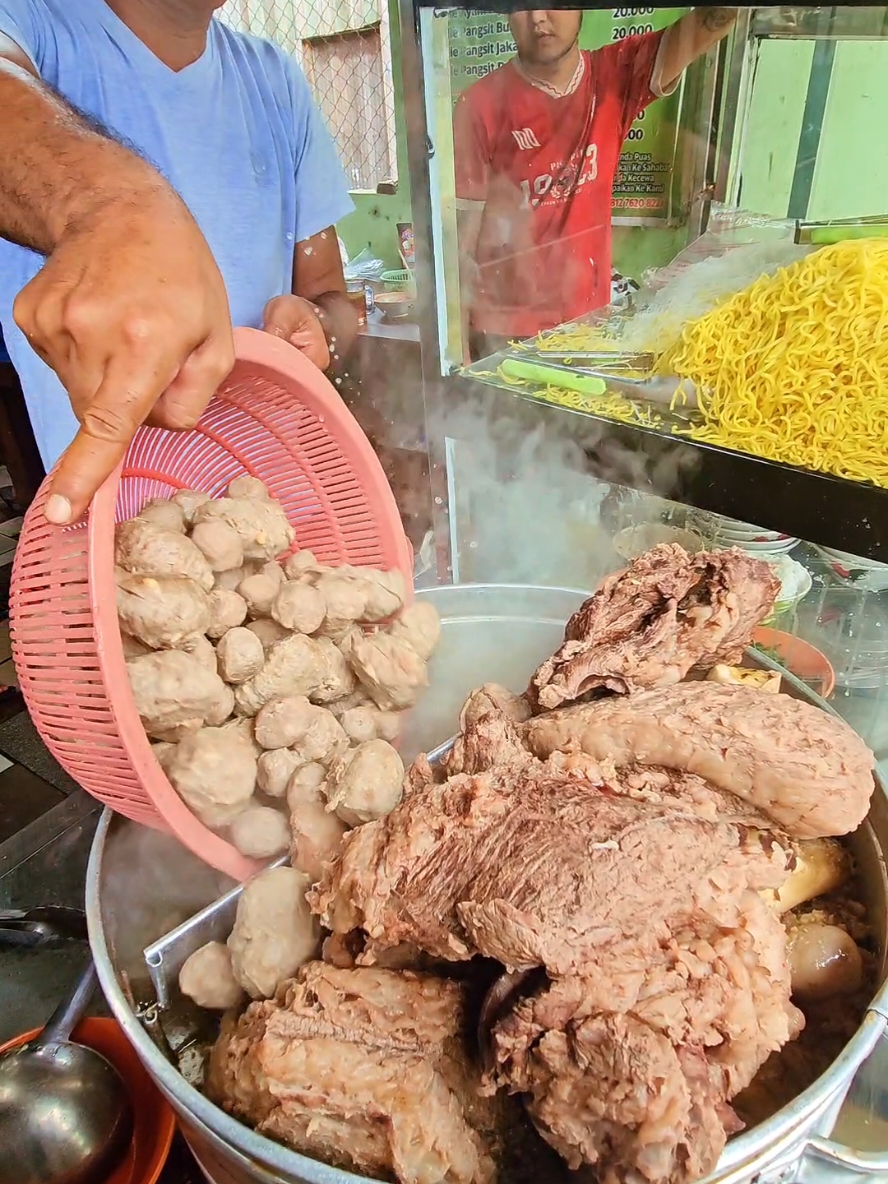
xmin=38 ymin=960 xmax=97 ymax=1047
xmin=0 ymin=927 xmax=46 ymax=949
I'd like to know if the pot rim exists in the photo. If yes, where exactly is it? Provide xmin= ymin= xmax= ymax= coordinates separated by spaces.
xmin=85 ymin=583 xmax=888 ymax=1182
xmin=86 ymin=806 xmax=888 ymax=1183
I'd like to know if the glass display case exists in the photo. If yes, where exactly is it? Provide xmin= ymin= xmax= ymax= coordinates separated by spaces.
xmin=399 ymin=2 xmax=888 ymax=758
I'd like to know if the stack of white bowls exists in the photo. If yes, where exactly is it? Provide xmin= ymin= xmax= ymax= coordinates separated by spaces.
xmin=818 ymin=546 xmax=888 ymax=593
xmin=711 ymin=518 xmax=800 ymax=556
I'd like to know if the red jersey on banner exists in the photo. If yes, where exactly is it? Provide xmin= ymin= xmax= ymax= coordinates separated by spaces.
xmin=454 ymin=31 xmax=668 ymax=337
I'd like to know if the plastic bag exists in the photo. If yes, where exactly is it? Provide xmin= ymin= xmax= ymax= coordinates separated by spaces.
xmin=343 ymin=246 xmax=385 ymax=283
xmin=605 ymin=207 xmax=814 ymax=355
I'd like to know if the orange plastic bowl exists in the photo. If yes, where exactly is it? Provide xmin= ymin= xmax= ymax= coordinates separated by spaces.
xmin=752 ymin=626 xmax=836 ymax=699
xmin=0 ymin=1017 xmax=175 ymax=1184
xmin=10 ymin=327 xmax=413 ymax=880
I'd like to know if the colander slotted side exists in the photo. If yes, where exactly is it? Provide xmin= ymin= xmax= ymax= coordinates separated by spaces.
xmin=10 ymin=328 xmax=412 ymax=881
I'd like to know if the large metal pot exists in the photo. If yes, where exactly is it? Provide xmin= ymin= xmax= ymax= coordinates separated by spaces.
xmin=86 ymin=584 xmax=888 ymax=1184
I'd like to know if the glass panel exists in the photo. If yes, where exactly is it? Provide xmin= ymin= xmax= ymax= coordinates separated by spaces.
xmin=419 ymin=5 xmax=888 ymax=493
xmin=424 ymin=4 xmax=711 ymax=371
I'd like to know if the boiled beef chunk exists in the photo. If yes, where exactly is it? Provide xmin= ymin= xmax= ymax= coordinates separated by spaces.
xmin=529 ymin=545 xmax=779 ymax=708
xmin=524 ymin=681 xmax=875 ymax=838
xmin=486 ymin=855 xmax=802 ymax=1184
xmin=311 ymin=766 xmax=788 ymax=976
xmin=489 ymin=898 xmax=798 ymax=1184
xmin=208 ymin=962 xmax=497 ymax=1184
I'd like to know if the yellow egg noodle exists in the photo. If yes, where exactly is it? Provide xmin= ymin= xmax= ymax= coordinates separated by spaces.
xmin=517 ymin=321 xmax=620 ymax=356
xmin=665 ymin=238 xmax=888 ymax=488
xmin=504 ymin=239 xmax=888 ymax=487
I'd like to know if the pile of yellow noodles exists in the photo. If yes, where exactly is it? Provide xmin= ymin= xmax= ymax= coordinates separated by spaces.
xmin=664 ymin=238 xmax=888 ymax=487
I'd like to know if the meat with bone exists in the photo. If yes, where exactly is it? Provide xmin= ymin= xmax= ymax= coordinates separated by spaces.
xmin=459 ymin=684 xmax=532 ymax=731
xmin=442 ymin=709 xmax=532 ymax=780
xmin=311 ymin=765 xmax=790 ymax=975
xmin=208 ymin=962 xmax=497 ymax=1184
xmin=489 ymin=886 xmax=800 ymax=1184
xmin=524 ymin=680 xmax=875 ymax=838
xmin=528 ymin=545 xmax=780 ymax=709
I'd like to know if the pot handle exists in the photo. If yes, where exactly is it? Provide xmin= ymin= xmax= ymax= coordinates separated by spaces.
xmin=794 ymin=1137 xmax=888 ymax=1181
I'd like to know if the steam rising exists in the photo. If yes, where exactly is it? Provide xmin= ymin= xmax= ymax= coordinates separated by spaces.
xmin=100 ymin=820 xmax=232 ymax=983
xmin=426 ymin=382 xmax=700 ymax=588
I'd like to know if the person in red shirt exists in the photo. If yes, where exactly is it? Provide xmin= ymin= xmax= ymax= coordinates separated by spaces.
xmin=454 ymin=7 xmax=737 ymax=360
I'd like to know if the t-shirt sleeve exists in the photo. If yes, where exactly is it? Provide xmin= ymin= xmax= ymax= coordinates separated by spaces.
xmin=0 ymin=0 xmax=47 ymax=68
xmin=453 ymin=89 xmax=490 ymax=205
xmin=284 ymin=56 xmax=354 ymax=242
xmin=598 ymin=29 xmax=674 ymax=141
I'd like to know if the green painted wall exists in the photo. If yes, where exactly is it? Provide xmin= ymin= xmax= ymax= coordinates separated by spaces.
xmin=734 ymin=39 xmax=813 ymax=216
xmin=809 ymin=40 xmax=888 ymax=220
xmin=613 ymin=226 xmax=690 ymax=283
xmin=732 ymin=37 xmax=888 ymax=221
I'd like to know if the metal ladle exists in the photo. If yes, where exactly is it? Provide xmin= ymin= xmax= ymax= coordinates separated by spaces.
xmin=0 ymin=960 xmax=133 ymax=1184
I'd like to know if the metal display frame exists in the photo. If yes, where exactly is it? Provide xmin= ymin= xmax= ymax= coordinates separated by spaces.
xmin=397 ymin=2 xmax=888 ymax=578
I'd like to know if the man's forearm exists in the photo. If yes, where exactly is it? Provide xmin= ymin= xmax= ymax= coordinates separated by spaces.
xmin=659 ymin=8 xmax=738 ymax=89
xmin=0 ymin=60 xmax=172 ymax=254
xmin=456 ymin=205 xmax=484 ymax=363
xmin=458 ymin=257 xmax=477 ymax=363
xmin=313 ymin=291 xmax=359 ymax=367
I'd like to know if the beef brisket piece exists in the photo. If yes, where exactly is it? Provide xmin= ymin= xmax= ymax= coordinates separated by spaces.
xmin=441 ymin=706 xmax=776 ymax=831
xmin=524 ymin=681 xmax=875 ymax=839
xmin=487 ymin=865 xmax=802 ymax=1184
xmin=311 ymin=766 xmax=789 ymax=976
xmin=208 ymin=962 xmax=497 ymax=1184
xmin=528 ymin=545 xmax=780 ymax=709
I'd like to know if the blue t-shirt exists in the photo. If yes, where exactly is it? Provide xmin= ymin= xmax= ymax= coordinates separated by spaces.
xmin=0 ymin=0 xmax=353 ymax=467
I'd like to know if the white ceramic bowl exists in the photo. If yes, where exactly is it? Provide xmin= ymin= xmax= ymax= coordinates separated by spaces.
xmin=819 ymin=547 xmax=888 ymax=592
xmin=764 ymin=556 xmax=813 ymax=621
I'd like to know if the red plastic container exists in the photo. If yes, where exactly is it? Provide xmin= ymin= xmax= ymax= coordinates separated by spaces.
xmin=0 ymin=1017 xmax=176 ymax=1184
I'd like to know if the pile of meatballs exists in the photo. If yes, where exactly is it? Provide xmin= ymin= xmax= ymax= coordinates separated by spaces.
xmin=117 ymin=477 xmax=440 ymax=999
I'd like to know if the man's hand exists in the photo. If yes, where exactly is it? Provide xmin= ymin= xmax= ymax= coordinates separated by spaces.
xmin=262 ymin=294 xmax=329 ymax=370
xmin=14 ymin=188 xmax=234 ymax=524
xmin=0 ymin=47 xmax=235 ymax=525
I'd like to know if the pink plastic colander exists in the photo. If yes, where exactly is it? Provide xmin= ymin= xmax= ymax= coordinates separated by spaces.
xmin=10 ymin=327 xmax=414 ymax=881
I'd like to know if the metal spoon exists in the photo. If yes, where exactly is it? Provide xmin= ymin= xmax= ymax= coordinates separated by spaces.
xmin=0 ymin=906 xmax=88 ymax=949
xmin=0 ymin=960 xmax=133 ymax=1184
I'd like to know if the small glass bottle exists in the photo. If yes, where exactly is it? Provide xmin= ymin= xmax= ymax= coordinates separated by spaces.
xmin=346 ymin=279 xmax=367 ymax=326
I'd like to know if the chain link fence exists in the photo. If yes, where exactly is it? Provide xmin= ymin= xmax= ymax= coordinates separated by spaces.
xmin=219 ymin=0 xmax=398 ymax=191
